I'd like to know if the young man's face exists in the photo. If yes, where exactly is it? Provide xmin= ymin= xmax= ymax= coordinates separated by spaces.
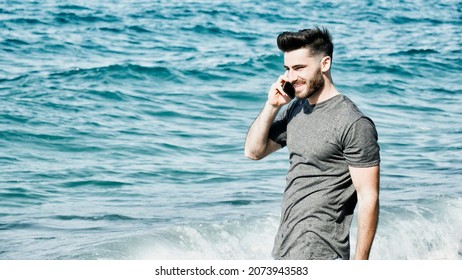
xmin=284 ymin=48 xmax=325 ymax=100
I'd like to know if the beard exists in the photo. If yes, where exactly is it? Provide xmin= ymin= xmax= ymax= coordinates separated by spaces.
xmin=297 ymin=67 xmax=325 ymax=100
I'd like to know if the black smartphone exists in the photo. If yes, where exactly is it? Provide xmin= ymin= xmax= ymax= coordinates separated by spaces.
xmin=282 ymin=81 xmax=295 ymax=99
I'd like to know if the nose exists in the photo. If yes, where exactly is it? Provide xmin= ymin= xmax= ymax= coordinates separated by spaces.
xmin=285 ymin=69 xmax=297 ymax=83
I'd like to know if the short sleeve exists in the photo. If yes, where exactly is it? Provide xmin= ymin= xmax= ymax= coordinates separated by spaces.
xmin=343 ymin=117 xmax=380 ymax=167
xmin=269 ymin=107 xmax=289 ymax=147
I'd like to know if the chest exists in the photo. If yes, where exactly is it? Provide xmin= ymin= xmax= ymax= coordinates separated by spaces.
xmin=286 ymin=110 xmax=344 ymax=163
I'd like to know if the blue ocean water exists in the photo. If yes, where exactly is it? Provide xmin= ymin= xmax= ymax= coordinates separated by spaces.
xmin=0 ymin=0 xmax=461 ymax=260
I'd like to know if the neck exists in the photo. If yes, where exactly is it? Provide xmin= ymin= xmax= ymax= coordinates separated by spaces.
xmin=308 ymin=78 xmax=339 ymax=105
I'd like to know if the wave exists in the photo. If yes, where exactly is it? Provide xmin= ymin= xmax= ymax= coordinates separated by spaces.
xmin=390 ymin=49 xmax=439 ymax=56
xmin=54 ymin=214 xmax=137 ymax=221
xmin=367 ymin=197 xmax=462 ymax=259
xmin=47 ymin=64 xmax=181 ymax=83
xmin=53 ymin=12 xmax=120 ymax=24
xmin=59 ymin=197 xmax=462 ymax=260
xmin=56 ymin=4 xmax=91 ymax=11
xmin=62 ymin=179 xmax=129 ymax=188
xmin=5 ymin=18 xmax=46 ymax=25
xmin=110 ymin=216 xmax=279 ymax=260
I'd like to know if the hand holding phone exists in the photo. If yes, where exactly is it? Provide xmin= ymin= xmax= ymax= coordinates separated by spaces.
xmin=282 ymin=81 xmax=295 ymax=99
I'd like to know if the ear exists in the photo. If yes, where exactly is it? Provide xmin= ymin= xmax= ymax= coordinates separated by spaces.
xmin=320 ymin=56 xmax=331 ymax=73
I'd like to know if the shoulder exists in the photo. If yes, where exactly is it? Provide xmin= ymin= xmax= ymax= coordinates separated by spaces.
xmin=335 ymin=95 xmax=365 ymax=121
xmin=332 ymin=95 xmax=378 ymax=139
xmin=325 ymin=95 xmax=367 ymax=132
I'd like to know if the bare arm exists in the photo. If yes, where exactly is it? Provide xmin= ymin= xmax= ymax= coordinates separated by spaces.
xmin=244 ymin=102 xmax=282 ymax=160
xmin=244 ymin=76 xmax=291 ymax=160
xmin=349 ymin=165 xmax=380 ymax=260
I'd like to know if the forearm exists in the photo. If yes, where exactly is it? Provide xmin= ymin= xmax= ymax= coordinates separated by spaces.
xmin=244 ymin=101 xmax=280 ymax=160
xmin=354 ymin=194 xmax=379 ymax=260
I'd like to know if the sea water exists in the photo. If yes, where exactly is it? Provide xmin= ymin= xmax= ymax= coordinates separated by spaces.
xmin=0 ymin=0 xmax=461 ymax=259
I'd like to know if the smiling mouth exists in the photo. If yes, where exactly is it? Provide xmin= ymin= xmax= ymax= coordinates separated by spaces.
xmin=293 ymin=82 xmax=304 ymax=90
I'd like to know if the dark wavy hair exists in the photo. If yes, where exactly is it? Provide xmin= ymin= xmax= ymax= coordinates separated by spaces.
xmin=277 ymin=27 xmax=333 ymax=60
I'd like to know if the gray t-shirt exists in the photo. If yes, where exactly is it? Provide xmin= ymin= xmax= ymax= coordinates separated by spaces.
xmin=269 ymin=94 xmax=380 ymax=260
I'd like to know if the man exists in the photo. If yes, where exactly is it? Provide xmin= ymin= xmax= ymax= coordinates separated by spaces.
xmin=244 ymin=27 xmax=380 ymax=260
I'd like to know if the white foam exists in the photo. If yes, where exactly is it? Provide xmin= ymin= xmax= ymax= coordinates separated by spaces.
xmin=116 ymin=197 xmax=462 ymax=260
xmin=131 ymin=216 xmax=279 ymax=260
xmin=351 ymin=197 xmax=462 ymax=259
